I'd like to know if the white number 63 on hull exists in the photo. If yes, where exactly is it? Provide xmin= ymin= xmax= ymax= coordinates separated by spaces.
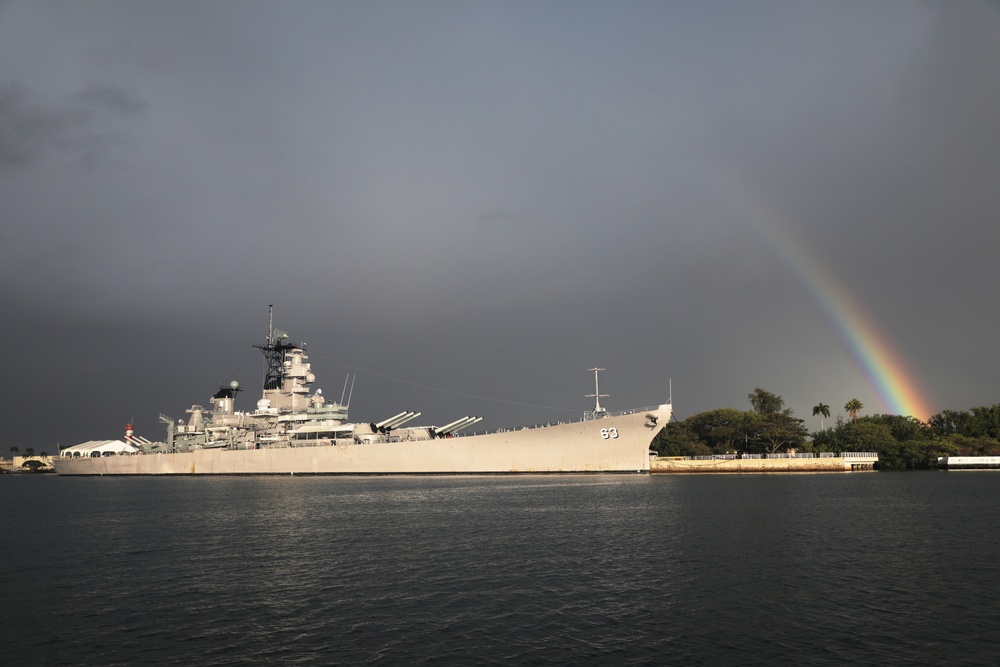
xmin=599 ymin=428 xmax=619 ymax=439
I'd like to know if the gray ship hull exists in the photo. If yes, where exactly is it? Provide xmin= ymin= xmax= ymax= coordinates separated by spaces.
xmin=53 ymin=404 xmax=670 ymax=476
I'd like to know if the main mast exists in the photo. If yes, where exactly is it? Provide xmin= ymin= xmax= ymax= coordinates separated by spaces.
xmin=251 ymin=306 xmax=321 ymax=414
xmin=585 ymin=367 xmax=608 ymax=420
xmin=254 ymin=305 xmax=298 ymax=392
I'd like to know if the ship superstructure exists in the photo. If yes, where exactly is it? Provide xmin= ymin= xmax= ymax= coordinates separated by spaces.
xmin=159 ymin=320 xmax=353 ymax=452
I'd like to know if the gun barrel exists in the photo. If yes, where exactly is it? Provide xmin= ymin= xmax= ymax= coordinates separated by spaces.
xmin=436 ymin=416 xmax=483 ymax=435
xmin=451 ymin=416 xmax=483 ymax=434
xmin=386 ymin=411 xmax=421 ymax=429
xmin=376 ymin=411 xmax=411 ymax=429
xmin=435 ymin=416 xmax=472 ymax=434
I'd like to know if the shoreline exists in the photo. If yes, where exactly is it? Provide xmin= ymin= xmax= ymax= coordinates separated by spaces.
xmin=650 ymin=454 xmax=877 ymax=473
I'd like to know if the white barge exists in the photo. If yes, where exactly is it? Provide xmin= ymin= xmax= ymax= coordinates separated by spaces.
xmin=937 ymin=456 xmax=1000 ymax=470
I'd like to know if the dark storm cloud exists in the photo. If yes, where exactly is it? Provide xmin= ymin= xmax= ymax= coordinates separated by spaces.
xmin=75 ymin=83 xmax=147 ymax=117
xmin=0 ymin=82 xmax=82 ymax=169
xmin=0 ymin=1 xmax=997 ymax=448
xmin=0 ymin=81 xmax=145 ymax=170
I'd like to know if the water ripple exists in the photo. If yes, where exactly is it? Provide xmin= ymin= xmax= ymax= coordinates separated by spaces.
xmin=2 ymin=473 xmax=1000 ymax=665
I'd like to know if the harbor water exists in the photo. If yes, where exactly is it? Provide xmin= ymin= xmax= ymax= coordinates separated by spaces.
xmin=2 ymin=472 xmax=999 ymax=665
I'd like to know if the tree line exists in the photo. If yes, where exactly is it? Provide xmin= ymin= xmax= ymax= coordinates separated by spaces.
xmin=8 ymin=446 xmax=48 ymax=458
xmin=651 ymin=387 xmax=1000 ymax=470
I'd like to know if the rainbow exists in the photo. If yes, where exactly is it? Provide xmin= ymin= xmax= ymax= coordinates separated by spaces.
xmin=727 ymin=177 xmax=934 ymax=421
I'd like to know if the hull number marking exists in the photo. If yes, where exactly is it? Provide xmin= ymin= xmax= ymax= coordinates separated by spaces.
xmin=600 ymin=428 xmax=619 ymax=439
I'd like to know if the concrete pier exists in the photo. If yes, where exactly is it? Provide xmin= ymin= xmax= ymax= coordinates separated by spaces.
xmin=650 ymin=452 xmax=878 ymax=473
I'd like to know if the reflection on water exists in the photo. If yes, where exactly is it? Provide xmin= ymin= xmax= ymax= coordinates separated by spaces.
xmin=2 ymin=472 xmax=999 ymax=665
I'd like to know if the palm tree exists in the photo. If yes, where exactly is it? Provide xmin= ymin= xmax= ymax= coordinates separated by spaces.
xmin=844 ymin=399 xmax=864 ymax=423
xmin=812 ymin=403 xmax=831 ymax=430
xmin=9 ymin=446 xmax=18 ymax=460
xmin=24 ymin=447 xmax=35 ymax=458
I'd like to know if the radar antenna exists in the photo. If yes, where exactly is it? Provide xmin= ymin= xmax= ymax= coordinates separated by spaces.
xmin=585 ymin=367 xmax=608 ymax=419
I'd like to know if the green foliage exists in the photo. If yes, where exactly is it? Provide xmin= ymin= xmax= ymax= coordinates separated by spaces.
xmin=839 ymin=420 xmax=895 ymax=451
xmin=970 ymin=406 xmax=1000 ymax=439
xmin=852 ymin=415 xmax=941 ymax=468
xmin=863 ymin=414 xmax=930 ymax=442
xmin=812 ymin=403 xmax=831 ymax=429
xmin=877 ymin=438 xmax=946 ymax=470
xmin=664 ymin=392 xmax=1000 ymax=471
xmin=750 ymin=412 xmax=809 ymax=454
xmin=686 ymin=408 xmax=754 ymax=452
xmin=655 ymin=389 xmax=808 ymax=456
xmin=809 ymin=427 xmax=842 ymax=453
xmin=938 ymin=434 xmax=1000 ymax=457
xmin=809 ymin=410 xmax=1000 ymax=469
xmin=749 ymin=388 xmax=785 ymax=415
xmin=650 ymin=422 xmax=713 ymax=457
xmin=929 ymin=405 xmax=1000 ymax=440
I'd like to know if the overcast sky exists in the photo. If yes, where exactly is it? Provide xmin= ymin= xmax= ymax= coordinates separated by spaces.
xmin=2 ymin=1 xmax=998 ymax=449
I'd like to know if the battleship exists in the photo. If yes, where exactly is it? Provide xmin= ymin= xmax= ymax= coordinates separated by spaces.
xmin=53 ymin=312 xmax=671 ymax=475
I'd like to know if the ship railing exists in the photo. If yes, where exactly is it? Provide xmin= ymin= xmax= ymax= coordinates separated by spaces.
xmin=763 ymin=453 xmax=817 ymax=459
xmin=593 ymin=405 xmax=664 ymax=419
xmin=641 ymin=451 xmax=874 ymax=462
xmin=448 ymin=405 xmax=666 ymax=438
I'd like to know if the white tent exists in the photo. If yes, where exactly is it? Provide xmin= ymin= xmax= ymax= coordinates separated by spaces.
xmin=60 ymin=440 xmax=141 ymax=458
